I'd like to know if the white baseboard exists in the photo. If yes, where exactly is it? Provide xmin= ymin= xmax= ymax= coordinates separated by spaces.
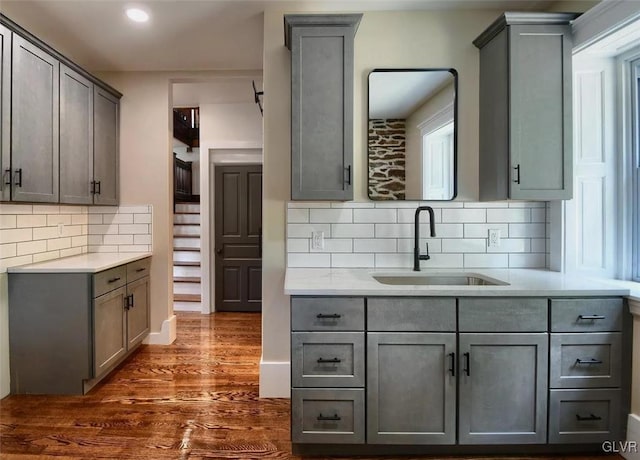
xmin=259 ymin=359 xmax=290 ymax=398
xmin=624 ymin=414 xmax=640 ymax=460
xmin=143 ymin=315 xmax=177 ymax=345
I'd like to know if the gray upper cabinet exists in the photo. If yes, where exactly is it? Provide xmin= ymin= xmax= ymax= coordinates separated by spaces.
xmin=11 ymin=34 xmax=59 ymax=203
xmin=474 ymin=13 xmax=577 ymax=201
xmin=0 ymin=24 xmax=10 ymax=202
xmin=93 ymin=87 xmax=120 ymax=205
xmin=285 ymin=14 xmax=362 ymax=201
xmin=60 ymin=64 xmax=94 ymax=204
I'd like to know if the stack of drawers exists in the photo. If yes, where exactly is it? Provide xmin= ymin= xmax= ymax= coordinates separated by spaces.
xmin=548 ymin=298 xmax=624 ymax=443
xmin=290 ymin=297 xmax=365 ymax=443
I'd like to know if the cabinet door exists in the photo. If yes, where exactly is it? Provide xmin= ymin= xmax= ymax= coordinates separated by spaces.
xmin=0 ymin=24 xmax=10 ymax=202
xmin=127 ymin=276 xmax=149 ymax=349
xmin=458 ymin=333 xmax=548 ymax=444
xmin=290 ymin=24 xmax=355 ymax=200
xmin=367 ymin=332 xmax=456 ymax=444
xmin=11 ymin=34 xmax=59 ymax=202
xmin=94 ymin=286 xmax=126 ymax=378
xmin=60 ymin=64 xmax=93 ymax=204
xmin=509 ymin=24 xmax=572 ymax=200
xmin=93 ymin=86 xmax=119 ymax=205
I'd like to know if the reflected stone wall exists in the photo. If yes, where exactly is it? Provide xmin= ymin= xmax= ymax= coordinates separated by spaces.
xmin=368 ymin=119 xmax=406 ymax=200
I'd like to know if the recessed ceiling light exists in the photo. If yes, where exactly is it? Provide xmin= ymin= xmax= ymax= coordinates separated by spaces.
xmin=126 ymin=7 xmax=149 ymax=23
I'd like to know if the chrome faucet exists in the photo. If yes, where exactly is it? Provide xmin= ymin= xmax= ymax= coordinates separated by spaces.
xmin=414 ymin=206 xmax=436 ymax=271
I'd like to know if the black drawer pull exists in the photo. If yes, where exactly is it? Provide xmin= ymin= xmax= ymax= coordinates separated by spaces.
xmin=576 ymin=413 xmax=602 ymax=422
xmin=4 ymin=168 xmax=11 ymax=186
xmin=135 ymin=268 xmax=146 ymax=272
xmin=578 ymin=314 xmax=606 ymax=320
xmin=463 ymin=352 xmax=470 ymax=376
xmin=317 ymin=357 xmax=341 ymax=364
xmin=317 ymin=413 xmax=341 ymax=421
xmin=316 ymin=313 xmax=341 ymax=319
xmin=575 ymin=358 xmax=603 ymax=365
xmin=108 ymin=277 xmax=121 ymax=283
xmin=448 ymin=352 xmax=456 ymax=377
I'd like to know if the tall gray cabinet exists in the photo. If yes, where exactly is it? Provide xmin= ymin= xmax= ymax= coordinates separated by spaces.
xmin=474 ymin=13 xmax=578 ymax=201
xmin=285 ymin=14 xmax=362 ymax=201
xmin=0 ymin=13 xmax=121 ymax=205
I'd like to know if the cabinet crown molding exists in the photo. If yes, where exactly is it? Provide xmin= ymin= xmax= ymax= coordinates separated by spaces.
xmin=284 ymin=13 xmax=363 ymax=50
xmin=473 ymin=12 xmax=580 ymax=49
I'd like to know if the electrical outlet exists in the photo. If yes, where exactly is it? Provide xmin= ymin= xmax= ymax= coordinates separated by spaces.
xmin=488 ymin=228 xmax=501 ymax=248
xmin=57 ymin=223 xmax=64 ymax=236
xmin=311 ymin=231 xmax=325 ymax=250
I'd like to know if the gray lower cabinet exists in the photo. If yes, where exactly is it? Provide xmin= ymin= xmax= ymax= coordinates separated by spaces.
xmin=11 ymin=33 xmax=59 ymax=203
xmin=0 ymin=24 xmax=10 ymax=202
xmin=8 ymin=257 xmax=151 ymax=395
xmin=474 ymin=13 xmax=576 ymax=201
xmin=284 ymin=14 xmax=362 ymax=201
xmin=458 ymin=333 xmax=549 ymax=444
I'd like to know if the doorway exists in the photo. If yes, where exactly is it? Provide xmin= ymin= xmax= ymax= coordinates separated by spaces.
xmin=214 ymin=164 xmax=262 ymax=312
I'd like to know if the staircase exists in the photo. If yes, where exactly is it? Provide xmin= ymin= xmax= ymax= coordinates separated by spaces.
xmin=173 ymin=203 xmax=201 ymax=311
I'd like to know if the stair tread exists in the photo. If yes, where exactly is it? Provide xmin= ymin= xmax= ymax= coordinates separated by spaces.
xmin=173 ymin=223 xmax=200 ymax=226
xmin=174 ymin=211 xmax=200 ymax=215
xmin=173 ymin=247 xmax=201 ymax=252
xmin=173 ymin=261 xmax=201 ymax=267
xmin=174 ymin=276 xmax=201 ymax=283
xmin=173 ymin=235 xmax=200 ymax=239
xmin=174 ymin=294 xmax=201 ymax=302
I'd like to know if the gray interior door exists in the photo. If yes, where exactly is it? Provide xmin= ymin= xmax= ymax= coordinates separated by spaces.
xmin=458 ymin=333 xmax=548 ymax=444
xmin=214 ymin=164 xmax=262 ymax=312
xmin=0 ymin=25 xmax=10 ymax=202
xmin=93 ymin=87 xmax=119 ymax=205
xmin=11 ymin=34 xmax=59 ymax=203
xmin=367 ymin=332 xmax=456 ymax=444
xmin=60 ymin=64 xmax=93 ymax=204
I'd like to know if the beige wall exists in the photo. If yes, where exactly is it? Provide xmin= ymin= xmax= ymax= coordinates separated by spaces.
xmin=261 ymin=7 xmax=504 ymax=396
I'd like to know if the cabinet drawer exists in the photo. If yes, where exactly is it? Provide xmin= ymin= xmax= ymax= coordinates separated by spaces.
xmin=368 ymin=297 xmax=456 ymax=332
xmin=292 ymin=332 xmax=364 ymax=387
xmin=291 ymin=388 xmax=365 ymax=444
xmin=550 ymin=333 xmax=621 ymax=388
xmin=291 ymin=297 xmax=364 ymax=331
xmin=93 ymin=265 xmax=126 ymax=298
xmin=549 ymin=389 xmax=621 ymax=443
xmin=458 ymin=298 xmax=547 ymax=332
xmin=551 ymin=298 xmax=623 ymax=332
xmin=126 ymin=257 xmax=151 ymax=283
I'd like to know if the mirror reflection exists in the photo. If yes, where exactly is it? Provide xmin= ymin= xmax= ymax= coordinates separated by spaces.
xmin=368 ymin=69 xmax=457 ymax=200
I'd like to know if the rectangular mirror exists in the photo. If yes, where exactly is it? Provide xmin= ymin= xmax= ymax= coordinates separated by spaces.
xmin=368 ymin=69 xmax=457 ymax=200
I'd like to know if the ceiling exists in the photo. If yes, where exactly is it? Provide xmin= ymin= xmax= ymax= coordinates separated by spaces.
xmin=1 ymin=0 xmax=588 ymax=72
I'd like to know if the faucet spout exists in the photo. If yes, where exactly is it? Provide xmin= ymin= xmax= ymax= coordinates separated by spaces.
xmin=414 ymin=206 xmax=436 ymax=271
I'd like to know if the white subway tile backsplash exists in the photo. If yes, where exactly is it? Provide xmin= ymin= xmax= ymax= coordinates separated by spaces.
xmin=398 ymin=238 xmax=442 ymax=254
xmin=331 ymin=202 xmax=375 ymax=209
xmin=531 ymin=238 xmax=546 ymax=253
xmin=118 ymin=206 xmax=150 ymax=214
xmin=287 ymin=239 xmax=309 ymax=253
xmin=72 ymin=236 xmax=88 ymax=248
xmin=117 ymin=224 xmax=148 ymax=234
xmin=310 ymin=208 xmax=353 ymax=223
xmin=134 ymin=234 xmax=152 ymax=245
xmin=32 ymin=205 xmax=59 ymax=214
xmin=88 ymin=224 xmax=119 ymax=235
xmin=311 ymin=239 xmax=352 ymax=253
xmin=288 ymin=253 xmax=331 ymax=268
xmin=487 ymin=238 xmax=530 ymax=253
xmin=442 ymin=238 xmax=486 ymax=253
xmin=17 ymin=240 xmax=47 ymax=256
xmin=464 ymin=201 xmax=508 ymax=208
xmin=464 ymin=253 xmax=509 ymax=268
xmin=429 ymin=224 xmax=464 ymax=238
xmin=88 ymin=214 xmax=103 ymax=224
xmin=17 ymin=215 xmax=47 ymax=228
xmin=88 ymin=206 xmax=117 ymax=214
xmin=1 ymin=228 xmax=33 ymax=244
xmin=32 ymin=226 xmax=59 ymax=241
xmin=134 ymin=214 xmax=152 ymax=224
xmin=332 ymin=253 xmax=374 ymax=268
xmin=118 ymin=245 xmax=151 ymax=253
xmin=509 ymin=253 xmax=546 ymax=268
xmin=0 ymin=243 xmax=17 ymax=259
xmin=47 ymin=238 xmax=72 ymax=251
xmin=464 ymin=223 xmax=509 ymax=239
xmin=509 ymin=223 xmax=545 ymax=238
xmin=60 ymin=247 xmax=83 ymax=258
xmin=375 ymin=223 xmax=412 ymax=238
xmin=287 ymin=209 xmax=309 ymax=223
xmin=288 ymin=202 xmax=331 ymax=209
xmin=531 ymin=208 xmax=546 ymax=223
xmin=103 ymin=234 xmax=134 ymax=245
xmin=88 ymin=235 xmax=103 ymax=245
xmin=287 ymin=223 xmax=331 ymax=238
xmin=0 ymin=255 xmax=33 ymax=270
xmin=487 ymin=208 xmax=530 ymax=223
xmin=0 ymin=204 xmax=32 ymax=215
xmin=442 ymin=208 xmax=486 ymax=223
xmin=104 ymin=213 xmax=134 ymax=224
xmin=33 ymin=250 xmax=61 ymax=263
xmin=353 ymin=239 xmax=396 ymax=253
xmin=353 ymin=209 xmax=396 ymax=223
xmin=89 ymin=245 xmax=118 ymax=253
xmin=397 ymin=208 xmax=442 ymax=223
xmin=71 ymin=214 xmax=88 ymax=225
xmin=47 ymin=214 xmax=71 ymax=226
xmin=332 ymin=223 xmax=374 ymax=238
xmin=0 ymin=215 xmax=16 ymax=229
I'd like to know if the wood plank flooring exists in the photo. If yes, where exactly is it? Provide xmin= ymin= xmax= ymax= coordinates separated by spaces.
xmin=0 ymin=312 xmax=623 ymax=459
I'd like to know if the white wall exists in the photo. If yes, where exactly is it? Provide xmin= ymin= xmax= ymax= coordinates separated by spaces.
xmin=261 ymin=7 xmax=506 ymax=397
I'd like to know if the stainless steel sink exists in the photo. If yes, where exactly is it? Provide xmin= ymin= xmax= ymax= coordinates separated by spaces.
xmin=372 ymin=273 xmax=509 ymax=286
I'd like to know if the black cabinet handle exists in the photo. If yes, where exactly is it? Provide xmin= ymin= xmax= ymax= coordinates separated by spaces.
xmin=513 ymin=164 xmax=520 ymax=184
xmin=129 ymin=294 xmax=134 ymax=308
xmin=136 ymin=268 xmax=146 ymax=273
xmin=576 ymin=413 xmax=602 ymax=422
xmin=317 ymin=357 xmax=341 ymax=364
xmin=15 ymin=168 xmax=22 ymax=187
xmin=345 ymin=165 xmax=352 ymax=185
xmin=463 ymin=352 xmax=470 ymax=376
xmin=124 ymin=295 xmax=130 ymax=310
xmin=95 ymin=180 xmax=101 ymax=195
xmin=3 ymin=169 xmax=10 ymax=186
xmin=578 ymin=314 xmax=606 ymax=320
xmin=575 ymin=358 xmax=603 ymax=365
xmin=90 ymin=180 xmax=96 ymax=195
xmin=316 ymin=313 xmax=341 ymax=319
xmin=108 ymin=277 xmax=121 ymax=283
xmin=317 ymin=413 xmax=341 ymax=421
xmin=448 ymin=352 xmax=456 ymax=377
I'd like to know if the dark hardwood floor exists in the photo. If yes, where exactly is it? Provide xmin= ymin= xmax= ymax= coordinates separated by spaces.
xmin=0 ymin=312 xmax=623 ymax=459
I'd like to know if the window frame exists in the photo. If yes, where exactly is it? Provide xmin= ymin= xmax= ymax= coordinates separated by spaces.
xmin=632 ymin=59 xmax=640 ymax=281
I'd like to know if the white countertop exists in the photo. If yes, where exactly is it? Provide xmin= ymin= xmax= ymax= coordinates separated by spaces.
xmin=285 ymin=268 xmax=633 ymax=297
xmin=7 ymin=252 xmax=152 ymax=274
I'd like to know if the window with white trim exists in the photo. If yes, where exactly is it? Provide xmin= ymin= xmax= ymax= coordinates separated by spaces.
xmin=633 ymin=58 xmax=640 ymax=281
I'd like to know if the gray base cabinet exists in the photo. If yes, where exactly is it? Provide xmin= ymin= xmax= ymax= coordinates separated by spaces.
xmin=474 ymin=13 xmax=577 ymax=201
xmin=8 ymin=257 xmax=150 ymax=395
xmin=290 ymin=295 xmax=629 ymax=454
xmin=284 ymin=14 xmax=362 ymax=201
